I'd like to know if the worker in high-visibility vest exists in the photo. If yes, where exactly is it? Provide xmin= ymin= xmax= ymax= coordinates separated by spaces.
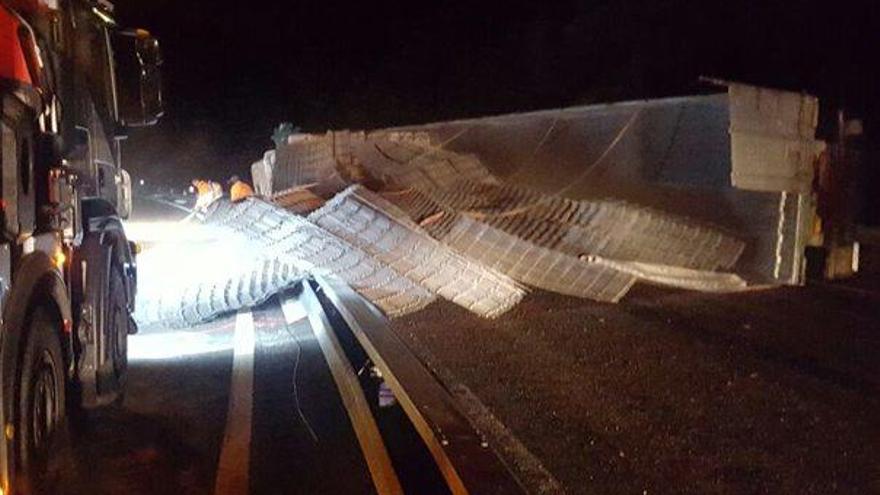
xmin=228 ymin=175 xmax=255 ymax=202
xmin=192 ymin=179 xmax=223 ymax=209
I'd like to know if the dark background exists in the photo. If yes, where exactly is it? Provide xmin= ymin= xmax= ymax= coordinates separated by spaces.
xmin=115 ymin=0 xmax=879 ymax=223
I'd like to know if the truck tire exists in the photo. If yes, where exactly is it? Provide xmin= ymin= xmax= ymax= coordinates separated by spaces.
xmin=106 ymin=255 xmax=128 ymax=398
xmin=16 ymin=306 xmax=66 ymax=491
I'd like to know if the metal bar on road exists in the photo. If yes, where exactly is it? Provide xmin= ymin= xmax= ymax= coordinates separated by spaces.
xmin=299 ymin=285 xmax=405 ymax=495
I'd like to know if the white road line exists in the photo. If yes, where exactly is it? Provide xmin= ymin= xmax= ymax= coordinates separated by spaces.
xmin=214 ymin=310 xmax=256 ymax=495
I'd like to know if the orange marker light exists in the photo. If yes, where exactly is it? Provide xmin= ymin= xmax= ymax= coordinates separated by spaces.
xmin=52 ymin=250 xmax=66 ymax=268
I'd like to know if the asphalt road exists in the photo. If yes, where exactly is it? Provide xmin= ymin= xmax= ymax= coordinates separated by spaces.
xmin=49 ymin=290 xmax=378 ymax=495
xmin=392 ymin=247 xmax=880 ymax=494
xmin=42 ymin=191 xmax=876 ymax=495
xmin=38 ymin=192 xmax=445 ymax=495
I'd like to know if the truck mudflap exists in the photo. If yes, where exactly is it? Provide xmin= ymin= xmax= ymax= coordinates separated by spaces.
xmin=0 ymin=251 xmax=72 ymax=494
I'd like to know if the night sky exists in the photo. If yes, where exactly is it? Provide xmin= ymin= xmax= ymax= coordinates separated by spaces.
xmin=115 ymin=0 xmax=878 ymax=220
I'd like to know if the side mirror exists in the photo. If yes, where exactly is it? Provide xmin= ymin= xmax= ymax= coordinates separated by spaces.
xmin=113 ymin=29 xmax=164 ymax=127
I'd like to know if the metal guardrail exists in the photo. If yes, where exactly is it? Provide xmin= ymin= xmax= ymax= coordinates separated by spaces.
xmin=306 ymin=275 xmax=528 ymax=495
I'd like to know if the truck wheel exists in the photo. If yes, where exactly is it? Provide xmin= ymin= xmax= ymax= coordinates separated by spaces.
xmin=16 ymin=306 xmax=66 ymax=489
xmin=107 ymin=261 xmax=128 ymax=402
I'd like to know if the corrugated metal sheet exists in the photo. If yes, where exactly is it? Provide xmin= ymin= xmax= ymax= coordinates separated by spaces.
xmin=266 ymin=126 xmax=750 ymax=300
xmin=413 ymin=179 xmax=744 ymax=271
xmin=383 ymin=90 xmax=816 ymax=284
xmin=309 ymin=186 xmax=525 ymax=318
xmin=353 ymin=138 xmax=498 ymax=191
xmin=379 ymin=184 xmax=745 ymax=297
xmin=203 ymin=198 xmax=437 ymax=318
xmin=272 ymin=134 xmax=347 ymax=191
xmin=134 ymin=227 xmax=305 ymax=330
xmin=441 ymin=215 xmax=636 ymax=302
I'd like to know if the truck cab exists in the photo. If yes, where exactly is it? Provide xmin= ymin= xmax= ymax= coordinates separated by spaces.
xmin=0 ymin=0 xmax=162 ymax=492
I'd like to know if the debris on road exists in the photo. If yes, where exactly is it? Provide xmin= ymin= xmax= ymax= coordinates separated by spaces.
xmin=136 ymin=127 xmax=749 ymax=328
xmin=136 ymin=86 xmax=838 ymax=328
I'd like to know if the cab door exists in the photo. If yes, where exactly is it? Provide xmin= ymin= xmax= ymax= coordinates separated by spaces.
xmin=1 ymin=93 xmax=37 ymax=240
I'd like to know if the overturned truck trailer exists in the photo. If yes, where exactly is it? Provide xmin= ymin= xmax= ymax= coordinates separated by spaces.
xmin=137 ymin=83 xmax=849 ymax=330
xmin=258 ymin=84 xmax=827 ymax=286
xmin=388 ymin=85 xmax=823 ymax=285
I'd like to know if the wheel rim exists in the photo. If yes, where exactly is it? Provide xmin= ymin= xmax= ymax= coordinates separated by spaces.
xmin=30 ymin=350 xmax=59 ymax=451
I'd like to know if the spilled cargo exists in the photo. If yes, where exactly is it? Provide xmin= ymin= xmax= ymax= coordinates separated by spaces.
xmin=135 ymin=83 xmax=828 ymax=328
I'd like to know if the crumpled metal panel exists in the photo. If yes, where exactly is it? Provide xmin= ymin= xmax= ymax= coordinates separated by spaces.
xmin=269 ymin=131 xmax=737 ymax=274
xmin=266 ymin=129 xmax=747 ymax=297
xmin=353 ymin=140 xmax=744 ymax=273
xmin=378 ymin=188 xmax=459 ymax=238
xmin=309 ymin=186 xmax=525 ymax=318
xmin=135 ymin=247 xmax=304 ymax=330
xmin=384 ymin=92 xmax=814 ymax=284
xmin=251 ymin=150 xmax=276 ymax=196
xmin=342 ymin=137 xmax=744 ymax=272
xmin=417 ymin=180 xmax=744 ymax=271
xmin=251 ymin=91 xmax=807 ymax=305
xmin=203 ymin=198 xmax=436 ymax=318
xmin=353 ymin=138 xmax=498 ymax=191
xmin=586 ymin=256 xmax=747 ymax=292
xmin=272 ymin=134 xmax=347 ymax=192
xmin=441 ymin=215 xmax=636 ymax=302
xmin=380 ymin=187 xmax=746 ymax=297
xmin=376 ymin=187 xmax=637 ymax=300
